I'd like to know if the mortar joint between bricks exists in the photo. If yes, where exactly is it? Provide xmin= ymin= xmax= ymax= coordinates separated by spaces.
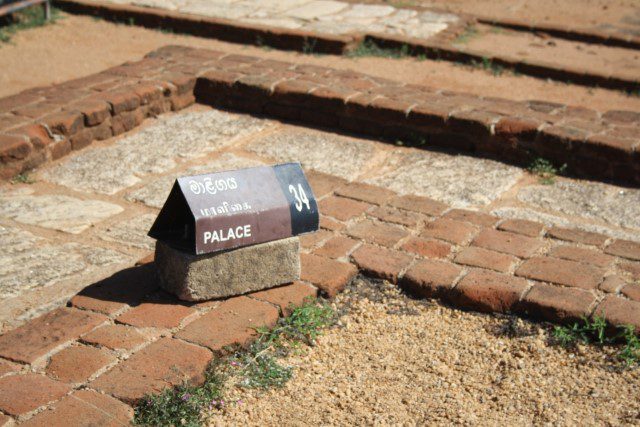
xmin=404 ymin=103 xmax=418 ymax=118
xmin=518 ymin=280 xmax=535 ymax=302
xmin=268 ymin=78 xmax=287 ymax=95
xmin=343 ymin=92 xmax=360 ymax=105
xmin=449 ymin=267 xmax=469 ymax=292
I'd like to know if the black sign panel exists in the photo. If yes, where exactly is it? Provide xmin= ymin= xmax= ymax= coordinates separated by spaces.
xmin=148 ymin=163 xmax=319 ymax=255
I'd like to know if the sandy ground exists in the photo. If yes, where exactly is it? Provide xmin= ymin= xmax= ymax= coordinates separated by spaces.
xmin=212 ymin=277 xmax=640 ymax=426
xmin=357 ymin=0 xmax=640 ymax=37
xmin=1 ymin=13 xmax=640 ymax=112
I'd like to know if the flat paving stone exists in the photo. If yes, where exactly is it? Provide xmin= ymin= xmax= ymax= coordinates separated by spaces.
xmin=125 ymin=153 xmax=263 ymax=208
xmin=517 ymin=180 xmax=640 ymax=231
xmin=367 ymin=150 xmax=522 ymax=208
xmin=99 ymin=213 xmax=157 ymax=249
xmin=0 ymin=226 xmax=129 ymax=300
xmin=491 ymin=207 xmax=640 ymax=242
xmin=0 ymin=194 xmax=123 ymax=234
xmin=246 ymin=129 xmax=379 ymax=180
xmin=42 ymin=111 xmax=269 ymax=195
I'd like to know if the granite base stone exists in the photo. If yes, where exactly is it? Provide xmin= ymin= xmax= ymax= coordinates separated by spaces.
xmin=155 ymin=237 xmax=301 ymax=301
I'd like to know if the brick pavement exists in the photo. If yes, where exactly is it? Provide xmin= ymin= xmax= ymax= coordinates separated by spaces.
xmin=0 ymin=46 xmax=638 ymax=424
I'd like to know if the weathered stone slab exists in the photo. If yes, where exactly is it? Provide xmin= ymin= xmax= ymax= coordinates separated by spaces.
xmin=42 ymin=110 xmax=269 ymax=195
xmin=0 ymin=194 xmax=123 ymax=234
xmin=155 ymin=237 xmax=300 ymax=301
xmin=247 ymin=129 xmax=380 ymax=180
xmin=517 ymin=180 xmax=640 ymax=231
xmin=367 ymin=150 xmax=522 ymax=208
xmin=100 ymin=213 xmax=156 ymax=249
xmin=126 ymin=153 xmax=264 ymax=208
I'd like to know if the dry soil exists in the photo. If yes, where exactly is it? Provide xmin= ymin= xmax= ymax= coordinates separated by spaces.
xmin=212 ymin=277 xmax=640 ymax=426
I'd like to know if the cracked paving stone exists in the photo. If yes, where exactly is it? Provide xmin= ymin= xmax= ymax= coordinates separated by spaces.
xmin=0 ymin=226 xmax=129 ymax=300
xmin=367 ymin=150 xmax=522 ymax=208
xmin=246 ymin=129 xmax=379 ymax=180
xmin=42 ymin=111 xmax=270 ymax=195
xmin=125 ymin=153 xmax=264 ymax=209
xmin=0 ymin=194 xmax=124 ymax=234
xmin=100 ymin=214 xmax=157 ymax=249
xmin=517 ymin=180 xmax=640 ymax=231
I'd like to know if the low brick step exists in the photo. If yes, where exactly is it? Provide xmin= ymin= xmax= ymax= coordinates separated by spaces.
xmin=1 ymin=46 xmax=638 ymax=185
xmin=53 ymin=0 xmax=640 ymax=92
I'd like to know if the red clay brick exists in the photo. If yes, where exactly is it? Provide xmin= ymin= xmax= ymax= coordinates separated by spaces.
xmin=369 ymin=206 xmax=422 ymax=227
xmin=335 ymin=182 xmax=395 ymax=205
xmin=472 ymin=229 xmax=543 ymax=258
xmin=346 ymin=219 xmax=409 ymax=247
xmin=454 ymin=247 xmax=518 ymax=273
xmin=494 ymin=116 xmax=540 ymax=140
xmin=388 ymin=194 xmax=447 ymax=216
xmin=519 ymin=283 xmax=596 ymax=323
xmin=450 ymin=269 xmax=529 ymax=313
xmin=318 ymin=196 xmax=372 ymax=221
xmin=176 ymin=296 xmax=278 ymax=351
xmin=13 ymin=123 xmax=52 ymax=149
xmin=621 ymin=284 xmax=640 ymax=302
xmin=135 ymin=252 xmax=155 ymax=266
xmin=313 ymin=235 xmax=359 ymax=259
xmin=0 ymin=374 xmax=71 ymax=416
xmin=443 ymin=209 xmax=498 ymax=227
xmin=300 ymin=253 xmax=357 ymax=297
xmin=605 ymin=239 xmax=640 ymax=261
xmin=516 ymin=256 xmax=604 ymax=289
xmin=0 ymin=133 xmax=31 ymax=162
xmin=42 ymin=110 xmax=84 ymax=136
xmin=81 ymin=324 xmax=148 ymax=351
xmin=0 ymin=308 xmax=107 ymax=364
xmin=619 ymin=261 xmax=640 ymax=280
xmin=600 ymin=275 xmax=627 ymax=293
xmin=0 ymin=359 xmax=19 ymax=378
xmin=21 ymin=389 xmax=133 ymax=427
xmin=497 ymin=219 xmax=544 ymax=237
xmin=594 ymin=296 xmax=640 ymax=330
xmin=250 ymin=281 xmax=318 ymax=315
xmin=99 ymin=90 xmax=140 ymax=114
xmin=305 ymin=171 xmax=347 ymax=198
xmin=68 ymin=99 xmax=111 ymax=126
xmin=549 ymin=245 xmax=614 ymax=268
xmin=351 ymin=244 xmax=413 ymax=283
xmin=400 ymin=236 xmax=451 ymax=259
xmin=69 ymin=265 xmax=159 ymax=316
xmin=299 ymin=229 xmax=332 ymax=251
xmin=91 ymin=337 xmax=211 ymax=404
xmin=116 ymin=298 xmax=197 ymax=329
xmin=319 ymin=215 xmax=345 ymax=231
xmin=546 ymin=227 xmax=607 ymax=247
xmin=46 ymin=345 xmax=115 ymax=384
xmin=421 ymin=218 xmax=478 ymax=245
xmin=400 ymin=260 xmax=462 ymax=299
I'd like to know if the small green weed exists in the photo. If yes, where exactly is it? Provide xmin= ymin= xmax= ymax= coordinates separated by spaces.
xmin=528 ymin=157 xmax=566 ymax=184
xmin=134 ymin=363 xmax=226 ymax=427
xmin=552 ymin=316 xmax=640 ymax=368
xmin=302 ymin=37 xmax=318 ymax=55
xmin=10 ymin=172 xmax=34 ymax=184
xmin=255 ymin=35 xmax=271 ymax=51
xmin=454 ymin=25 xmax=479 ymax=44
xmin=347 ymin=40 xmax=412 ymax=59
xmin=134 ymin=300 xmax=336 ymax=425
xmin=0 ymin=5 xmax=61 ymax=44
xmin=469 ymin=56 xmax=504 ymax=76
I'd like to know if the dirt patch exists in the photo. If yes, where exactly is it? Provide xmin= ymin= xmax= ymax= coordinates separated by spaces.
xmin=354 ymin=0 xmax=640 ymax=40
xmin=1 ymin=13 xmax=639 ymax=112
xmin=212 ymin=277 xmax=640 ymax=426
xmin=459 ymin=24 xmax=640 ymax=82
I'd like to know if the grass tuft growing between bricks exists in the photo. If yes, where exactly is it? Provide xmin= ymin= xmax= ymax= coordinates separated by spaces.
xmin=347 ymin=40 xmax=413 ymax=59
xmin=10 ymin=172 xmax=34 ymax=184
xmin=0 ymin=5 xmax=61 ymax=43
xmin=552 ymin=316 xmax=640 ymax=368
xmin=528 ymin=157 xmax=567 ymax=184
xmin=134 ymin=299 xmax=336 ymax=426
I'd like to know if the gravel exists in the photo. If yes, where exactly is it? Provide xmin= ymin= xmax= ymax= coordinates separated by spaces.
xmin=211 ymin=277 xmax=640 ymax=426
